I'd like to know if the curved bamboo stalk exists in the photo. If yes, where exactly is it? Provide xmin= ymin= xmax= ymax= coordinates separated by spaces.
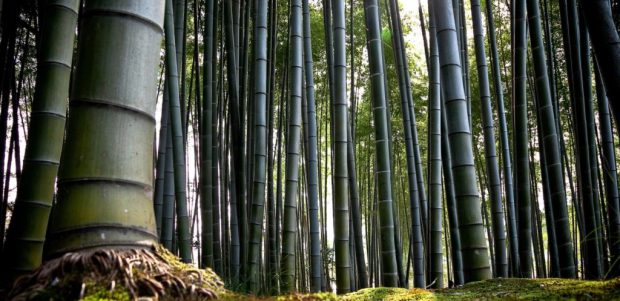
xmin=1 ymin=0 xmax=78 ymax=282
xmin=281 ymin=0 xmax=303 ymax=292
xmin=583 ymin=1 xmax=620 ymax=125
xmin=595 ymin=63 xmax=620 ymax=278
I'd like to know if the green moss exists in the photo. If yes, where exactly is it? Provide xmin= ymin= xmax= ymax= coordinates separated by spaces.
xmin=275 ymin=292 xmax=339 ymax=301
xmin=14 ymin=251 xmax=620 ymax=301
xmin=341 ymin=287 xmax=431 ymax=301
xmin=217 ymin=291 xmax=339 ymax=301
xmin=80 ymin=282 xmax=131 ymax=301
xmin=154 ymin=244 xmax=226 ymax=294
xmin=435 ymin=277 xmax=620 ymax=300
xmin=226 ymin=278 xmax=620 ymax=301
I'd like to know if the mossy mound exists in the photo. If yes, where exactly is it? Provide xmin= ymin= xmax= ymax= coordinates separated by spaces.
xmin=217 ymin=291 xmax=340 ymax=301
xmin=435 ymin=277 xmax=620 ymax=300
xmin=342 ymin=278 xmax=620 ymax=300
xmin=225 ymin=277 xmax=620 ymax=300
xmin=6 ymin=244 xmax=225 ymax=301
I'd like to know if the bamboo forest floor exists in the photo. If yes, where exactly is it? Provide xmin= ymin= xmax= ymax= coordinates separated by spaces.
xmin=6 ymin=247 xmax=620 ymax=300
xmin=220 ymin=277 xmax=620 ymax=300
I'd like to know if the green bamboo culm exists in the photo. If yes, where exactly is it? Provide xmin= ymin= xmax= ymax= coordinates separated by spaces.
xmin=154 ymin=85 xmax=170 ymax=237
xmin=302 ymin=0 xmax=323 ymax=293
xmin=583 ymin=1 xmax=620 ymax=126
xmin=560 ymin=0 xmax=601 ymax=279
xmin=280 ymin=0 xmax=303 ymax=293
xmin=433 ymin=0 xmax=492 ymax=283
xmin=526 ymin=0 xmax=576 ymax=278
xmin=200 ymin=0 xmax=215 ymax=270
xmin=435 ymin=1 xmax=466 ymax=285
xmin=470 ymin=0 xmax=507 ymax=278
xmin=595 ymin=64 xmax=620 ymax=278
xmin=387 ymin=0 xmax=425 ymax=288
xmin=332 ymin=0 xmax=352 ymax=294
xmin=161 ymin=116 xmax=175 ymax=250
xmin=512 ymin=0 xmax=533 ymax=278
xmin=441 ymin=99 xmax=464 ymax=286
xmin=173 ymin=0 xmax=186 ymax=132
xmin=164 ymin=0 xmax=192 ymax=263
xmin=247 ymin=0 xmax=269 ymax=292
xmin=211 ymin=1 xmax=221 ymax=275
xmin=484 ymin=0 xmax=519 ymax=276
xmin=580 ymin=10 xmax=606 ymax=278
xmin=0 ymin=0 xmax=78 ymax=285
xmin=265 ymin=0 xmax=279 ymax=291
xmin=45 ymin=0 xmax=163 ymax=257
xmin=224 ymin=0 xmax=242 ymax=280
xmin=363 ymin=0 xmax=399 ymax=287
xmin=428 ymin=0 xmax=443 ymax=288
xmin=582 ymin=0 xmax=620 ymax=277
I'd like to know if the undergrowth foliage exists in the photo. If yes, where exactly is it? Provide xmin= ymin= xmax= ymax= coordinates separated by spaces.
xmin=6 ymin=245 xmax=224 ymax=300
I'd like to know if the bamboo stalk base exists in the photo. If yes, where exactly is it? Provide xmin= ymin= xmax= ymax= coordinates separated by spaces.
xmin=4 ymin=245 xmax=223 ymax=300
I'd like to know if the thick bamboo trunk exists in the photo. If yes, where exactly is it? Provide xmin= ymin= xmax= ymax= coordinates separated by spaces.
xmin=45 ymin=0 xmax=164 ymax=257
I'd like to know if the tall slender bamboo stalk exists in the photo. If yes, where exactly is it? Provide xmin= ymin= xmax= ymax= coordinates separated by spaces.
xmin=363 ymin=0 xmax=399 ymax=287
xmin=427 ymin=0 xmax=443 ymax=288
xmin=281 ymin=0 xmax=303 ymax=292
xmin=156 ymin=83 xmax=171 ymax=238
xmin=484 ymin=0 xmax=519 ymax=276
xmin=470 ymin=0 xmax=507 ymax=278
xmin=595 ymin=62 xmax=620 ymax=278
xmin=388 ymin=0 xmax=424 ymax=288
xmin=442 ymin=101 xmax=464 ymax=286
xmin=332 ymin=0 xmax=352 ymax=293
xmin=434 ymin=0 xmax=492 ymax=282
xmin=200 ymin=0 xmax=216 ymax=270
xmin=247 ymin=0 xmax=269 ymax=292
xmin=513 ymin=0 xmax=533 ymax=278
xmin=301 ymin=0 xmax=323 ymax=292
xmin=164 ymin=0 xmax=192 ymax=263
xmin=527 ymin=0 xmax=576 ymax=278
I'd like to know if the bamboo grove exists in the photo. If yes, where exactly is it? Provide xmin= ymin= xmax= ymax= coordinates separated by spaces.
xmin=0 ymin=0 xmax=619 ymax=296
